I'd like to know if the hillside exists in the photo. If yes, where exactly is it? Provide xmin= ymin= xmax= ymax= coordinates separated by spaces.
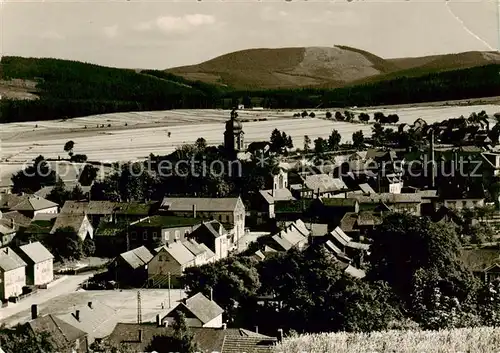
xmin=166 ymin=46 xmax=397 ymax=90
xmin=166 ymin=47 xmax=500 ymax=90
xmin=0 ymin=56 xmax=223 ymax=122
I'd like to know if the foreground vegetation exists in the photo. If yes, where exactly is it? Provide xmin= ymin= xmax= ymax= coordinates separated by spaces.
xmin=276 ymin=327 xmax=500 ymax=353
xmin=1 ymin=55 xmax=499 ymax=122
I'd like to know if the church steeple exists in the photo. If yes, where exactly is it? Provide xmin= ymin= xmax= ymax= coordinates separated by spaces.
xmin=224 ymin=109 xmax=244 ymax=153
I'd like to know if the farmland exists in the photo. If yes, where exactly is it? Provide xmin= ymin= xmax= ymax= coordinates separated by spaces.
xmin=0 ymin=105 xmax=499 ymax=167
xmin=275 ymin=327 xmax=500 ymax=353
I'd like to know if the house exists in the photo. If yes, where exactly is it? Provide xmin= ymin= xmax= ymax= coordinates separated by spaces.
xmin=50 ymin=213 xmax=94 ymax=241
xmin=56 ymin=300 xmax=119 ymax=344
xmin=273 ymin=199 xmax=314 ymax=222
xmin=0 ymin=213 xmax=16 ymax=247
xmin=339 ymin=211 xmax=382 ymax=239
xmin=162 ymin=292 xmax=224 ymax=328
xmin=35 ymin=183 xmax=91 ymax=200
xmin=17 ymin=241 xmax=54 ymax=286
xmin=107 ymin=323 xmax=277 ymax=353
xmin=27 ymin=312 xmax=88 ymax=353
xmin=460 ymin=248 xmax=500 ymax=282
xmin=0 ymin=247 xmax=26 ymax=300
xmin=319 ymin=198 xmax=359 ymax=225
xmin=0 ymin=193 xmax=58 ymax=218
xmin=302 ymin=174 xmax=348 ymax=198
xmin=188 ymin=220 xmax=229 ymax=261
xmin=110 ymin=246 xmax=154 ymax=287
xmin=160 ymin=196 xmax=246 ymax=246
xmin=148 ymin=242 xmax=196 ymax=287
xmin=352 ymin=193 xmax=422 ymax=216
xmin=440 ymin=197 xmax=485 ymax=211
xmin=128 ymin=215 xmax=202 ymax=250
xmin=267 ymin=219 xmax=309 ymax=251
xmin=258 ymin=188 xmax=296 ymax=220
xmin=60 ymin=201 xmax=155 ymax=228
xmin=182 ymin=239 xmax=208 ymax=266
xmin=328 ymin=227 xmax=370 ymax=266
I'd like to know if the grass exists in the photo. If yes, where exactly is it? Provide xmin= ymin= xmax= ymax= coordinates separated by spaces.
xmin=275 ymin=327 xmax=500 ymax=353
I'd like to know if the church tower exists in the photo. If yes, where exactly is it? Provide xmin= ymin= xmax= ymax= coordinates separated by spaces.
xmin=224 ymin=109 xmax=245 ymax=153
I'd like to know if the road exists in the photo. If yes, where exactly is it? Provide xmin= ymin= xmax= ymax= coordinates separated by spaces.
xmin=0 ymin=274 xmax=92 ymax=323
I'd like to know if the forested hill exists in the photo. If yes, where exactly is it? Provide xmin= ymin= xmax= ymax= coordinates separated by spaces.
xmin=0 ymin=56 xmax=224 ymax=122
xmin=0 ymin=56 xmax=500 ymax=123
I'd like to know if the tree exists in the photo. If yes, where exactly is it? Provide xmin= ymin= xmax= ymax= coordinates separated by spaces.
xmin=270 ymin=129 xmax=287 ymax=154
xmin=47 ymin=178 xmax=71 ymax=205
xmin=352 ymin=130 xmax=364 ymax=149
xmin=328 ymin=130 xmax=341 ymax=151
xmin=334 ymin=111 xmax=344 ymax=121
xmin=83 ymin=237 xmax=96 ymax=257
xmin=359 ymin=113 xmax=370 ymax=123
xmin=172 ymin=311 xmax=198 ymax=353
xmin=70 ymin=184 xmax=86 ymax=201
xmin=90 ymin=339 xmax=135 ymax=353
xmin=64 ymin=140 xmax=75 ymax=157
xmin=242 ymin=95 xmax=252 ymax=108
xmin=50 ymin=227 xmax=83 ymax=261
xmin=314 ymin=137 xmax=328 ymax=154
xmin=301 ymin=110 xmax=308 ymax=118
xmin=374 ymin=112 xmax=385 ymax=123
xmin=326 ymin=111 xmax=332 ymax=119
xmin=344 ymin=110 xmax=354 ymax=122
xmin=285 ymin=135 xmax=293 ymax=149
xmin=70 ymin=154 xmax=88 ymax=163
xmin=309 ymin=112 xmax=316 ymax=118
xmin=195 ymin=137 xmax=207 ymax=151
xmin=11 ymin=155 xmax=57 ymax=194
xmin=304 ymin=135 xmax=311 ymax=153
xmin=78 ymin=164 xmax=99 ymax=186
xmin=0 ymin=326 xmax=53 ymax=353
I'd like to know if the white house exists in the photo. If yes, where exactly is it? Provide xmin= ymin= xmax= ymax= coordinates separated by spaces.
xmin=18 ymin=241 xmax=54 ymax=286
xmin=161 ymin=292 xmax=224 ymax=328
xmin=0 ymin=247 xmax=26 ymax=300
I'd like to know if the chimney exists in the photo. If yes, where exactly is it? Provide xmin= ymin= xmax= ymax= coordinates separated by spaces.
xmin=88 ymin=302 xmax=92 ymax=309
xmin=10 ymin=218 xmax=14 ymax=228
xmin=255 ymin=326 xmax=259 ymax=334
xmin=277 ymin=328 xmax=283 ymax=342
xmin=31 ymin=304 xmax=38 ymax=320
xmin=222 ymin=323 xmax=227 ymax=330
xmin=192 ymin=204 xmax=197 ymax=218
xmin=156 ymin=314 xmax=161 ymax=327
xmin=75 ymin=310 xmax=80 ymax=321
xmin=138 ymin=329 xmax=143 ymax=343
xmin=272 ymin=181 xmax=276 ymax=198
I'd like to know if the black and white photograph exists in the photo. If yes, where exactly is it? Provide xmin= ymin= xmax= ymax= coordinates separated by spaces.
xmin=0 ymin=0 xmax=500 ymax=351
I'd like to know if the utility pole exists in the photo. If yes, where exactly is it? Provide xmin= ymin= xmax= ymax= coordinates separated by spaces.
xmin=168 ymin=272 xmax=171 ymax=308
xmin=137 ymin=291 xmax=142 ymax=324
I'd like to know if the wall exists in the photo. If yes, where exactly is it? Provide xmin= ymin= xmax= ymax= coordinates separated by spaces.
xmin=215 ymin=234 xmax=229 ymax=261
xmin=203 ymin=314 xmax=223 ymax=328
xmin=77 ymin=217 xmax=94 ymax=241
xmin=2 ymin=266 xmax=25 ymax=299
xmin=163 ymin=316 xmax=202 ymax=328
xmin=34 ymin=259 xmax=54 ymax=285
xmin=444 ymin=199 xmax=484 ymax=211
xmin=33 ymin=206 xmax=58 ymax=216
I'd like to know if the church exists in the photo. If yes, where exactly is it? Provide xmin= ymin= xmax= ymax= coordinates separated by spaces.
xmin=224 ymin=109 xmax=246 ymax=158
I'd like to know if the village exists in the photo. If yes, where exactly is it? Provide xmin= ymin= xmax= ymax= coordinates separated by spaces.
xmin=2 ymin=106 xmax=500 ymax=352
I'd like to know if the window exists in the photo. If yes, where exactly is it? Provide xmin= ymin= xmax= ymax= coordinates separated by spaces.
xmin=164 ymin=231 xmax=170 ymax=241
xmin=143 ymin=231 xmax=148 ymax=240
xmin=153 ymin=232 xmax=158 ymax=240
xmin=185 ymin=230 xmax=190 ymax=236
xmin=130 ymin=231 xmax=137 ymax=240
xmin=175 ymin=230 xmax=180 ymax=240
xmin=159 ymin=255 xmax=163 ymax=262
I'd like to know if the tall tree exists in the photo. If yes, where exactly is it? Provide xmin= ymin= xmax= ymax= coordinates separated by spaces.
xmin=64 ymin=140 xmax=75 ymax=157
xmin=314 ymin=137 xmax=328 ymax=154
xmin=328 ymin=130 xmax=341 ymax=151
xmin=303 ymin=135 xmax=311 ymax=153
xmin=172 ymin=310 xmax=198 ymax=353
xmin=352 ymin=130 xmax=364 ymax=149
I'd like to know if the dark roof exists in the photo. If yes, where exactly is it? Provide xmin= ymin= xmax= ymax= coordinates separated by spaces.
xmin=352 ymin=193 xmax=422 ymax=204
xmin=0 ymin=211 xmax=32 ymax=230
xmin=274 ymin=199 xmax=313 ymax=213
xmin=23 ymin=220 xmax=53 ymax=235
xmin=0 ymin=194 xmax=57 ymax=211
xmin=161 ymin=197 xmax=242 ymax=212
xmin=119 ymin=246 xmax=153 ymax=270
xmin=165 ymin=293 xmax=224 ymax=324
xmin=50 ymin=214 xmax=89 ymax=234
xmin=27 ymin=315 xmax=87 ymax=351
xmin=95 ymin=220 xmax=128 ymax=237
xmin=18 ymin=242 xmax=54 ymax=263
xmin=340 ymin=212 xmax=358 ymax=233
xmin=0 ymin=247 xmax=27 ymax=271
xmin=108 ymin=323 xmax=276 ymax=353
xmin=460 ymin=248 xmax=500 ymax=272
xmin=134 ymin=215 xmax=201 ymax=229
xmin=321 ymin=198 xmax=357 ymax=207
xmin=61 ymin=201 xmax=153 ymax=215
xmin=357 ymin=211 xmax=382 ymax=227
xmin=305 ymin=223 xmax=328 ymax=236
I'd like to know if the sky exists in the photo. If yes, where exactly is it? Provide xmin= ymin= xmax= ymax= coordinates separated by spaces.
xmin=0 ymin=0 xmax=498 ymax=69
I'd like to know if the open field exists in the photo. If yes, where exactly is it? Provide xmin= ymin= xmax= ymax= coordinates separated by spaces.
xmin=3 ymin=288 xmax=186 ymax=330
xmin=276 ymin=327 xmax=500 ymax=352
xmin=0 ymin=105 xmax=499 ymax=168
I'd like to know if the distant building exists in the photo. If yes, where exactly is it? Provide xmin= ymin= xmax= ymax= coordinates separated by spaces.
xmin=267 ymin=219 xmax=309 ymax=251
xmin=110 ymin=246 xmax=153 ymax=287
xmin=302 ymin=174 xmax=348 ymax=199
xmin=162 ymin=292 xmax=224 ymax=328
xmin=188 ymin=220 xmax=229 ymax=261
xmin=0 ymin=194 xmax=58 ymax=218
xmin=17 ymin=241 xmax=54 ymax=286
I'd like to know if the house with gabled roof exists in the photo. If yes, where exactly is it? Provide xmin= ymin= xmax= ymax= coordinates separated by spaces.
xmin=161 ymin=292 xmax=224 ymax=328
xmin=460 ymin=248 xmax=500 ymax=283
xmin=0 ymin=193 xmax=58 ymax=218
xmin=0 ymin=247 xmax=26 ymax=300
xmin=302 ymin=174 xmax=348 ymax=198
xmin=188 ymin=220 xmax=229 ymax=261
xmin=160 ymin=196 xmax=246 ymax=247
xmin=17 ymin=241 xmax=54 ymax=286
xmin=110 ymin=246 xmax=153 ymax=287
xmin=56 ymin=300 xmax=119 ymax=344
xmin=267 ymin=219 xmax=309 ymax=251
xmin=107 ymin=323 xmax=277 ymax=353
xmin=50 ymin=213 xmax=93 ymax=241
xmin=27 ymin=313 xmax=88 ymax=353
